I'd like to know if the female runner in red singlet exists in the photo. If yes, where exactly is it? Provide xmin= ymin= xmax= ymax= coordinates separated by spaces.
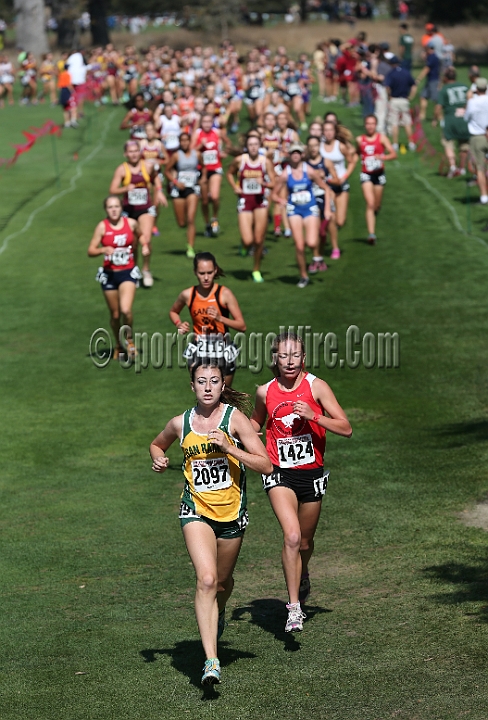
xmin=109 ymin=140 xmax=168 ymax=287
xmin=88 ymin=195 xmax=148 ymax=359
xmin=251 ymin=332 xmax=352 ymax=633
xmin=356 ymin=114 xmax=396 ymax=245
xmin=226 ymin=134 xmax=275 ymax=283
xmin=191 ymin=113 xmax=231 ymax=237
xmin=169 ymin=252 xmax=246 ymax=387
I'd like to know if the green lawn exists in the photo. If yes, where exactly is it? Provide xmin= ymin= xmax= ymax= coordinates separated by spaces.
xmin=0 ymin=79 xmax=488 ymax=720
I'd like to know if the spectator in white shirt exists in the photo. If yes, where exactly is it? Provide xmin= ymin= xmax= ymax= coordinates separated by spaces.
xmin=464 ymin=77 xmax=488 ymax=204
xmin=66 ymin=49 xmax=87 ymax=113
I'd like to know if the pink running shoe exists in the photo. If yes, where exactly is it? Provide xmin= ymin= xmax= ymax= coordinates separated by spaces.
xmin=331 ymin=248 xmax=341 ymax=259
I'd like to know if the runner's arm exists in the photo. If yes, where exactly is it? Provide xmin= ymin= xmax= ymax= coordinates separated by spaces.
xmin=379 ymin=134 xmax=397 ymax=161
xmin=87 ymin=221 xmax=113 ymax=256
xmin=265 ymin=158 xmax=276 ymax=188
xmin=250 ymin=384 xmax=268 ymax=432
xmin=271 ymin=173 xmax=287 ymax=205
xmin=210 ymin=411 xmax=272 ymax=475
xmin=120 ymin=111 xmax=134 ymax=130
xmin=324 ymin=158 xmax=339 ymax=184
xmin=149 ymin=415 xmax=182 ymax=472
xmin=294 ymin=378 xmax=352 ymax=437
xmin=169 ymin=289 xmax=191 ymax=333
xmin=225 ymin=157 xmax=241 ymax=194
xmin=109 ymin=165 xmax=131 ymax=195
xmin=206 ymin=287 xmax=246 ymax=331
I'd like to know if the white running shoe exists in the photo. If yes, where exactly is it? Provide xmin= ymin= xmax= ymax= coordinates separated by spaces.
xmin=142 ymin=270 xmax=154 ymax=288
xmin=285 ymin=603 xmax=306 ymax=632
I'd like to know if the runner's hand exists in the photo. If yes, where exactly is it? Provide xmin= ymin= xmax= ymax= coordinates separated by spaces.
xmin=141 ymin=242 xmax=151 ymax=257
xmin=293 ymin=401 xmax=314 ymax=420
xmin=207 ymin=428 xmax=230 ymax=452
xmin=152 ymin=456 xmax=169 ymax=473
xmin=103 ymin=245 xmax=116 ymax=255
xmin=177 ymin=321 xmax=190 ymax=334
xmin=156 ymin=190 xmax=168 ymax=207
xmin=206 ymin=306 xmax=221 ymax=322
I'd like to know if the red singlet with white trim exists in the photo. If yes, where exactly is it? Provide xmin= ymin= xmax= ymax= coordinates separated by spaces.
xmin=101 ymin=217 xmax=135 ymax=272
xmin=359 ymin=133 xmax=385 ymax=174
xmin=265 ymin=373 xmax=326 ymax=470
xmin=195 ymin=128 xmax=222 ymax=171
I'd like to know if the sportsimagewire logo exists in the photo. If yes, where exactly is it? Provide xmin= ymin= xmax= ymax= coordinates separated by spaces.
xmin=89 ymin=324 xmax=400 ymax=373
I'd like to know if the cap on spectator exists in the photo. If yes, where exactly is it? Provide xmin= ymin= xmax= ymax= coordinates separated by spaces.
xmin=475 ymin=77 xmax=488 ymax=91
xmin=389 ymin=55 xmax=400 ymax=64
xmin=426 ymin=42 xmax=435 ymax=49
xmin=425 ymin=23 xmax=435 ymax=31
xmin=378 ymin=42 xmax=390 ymax=51
xmin=289 ymin=144 xmax=304 ymax=154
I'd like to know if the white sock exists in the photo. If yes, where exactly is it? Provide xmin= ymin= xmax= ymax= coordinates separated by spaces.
xmin=481 ymin=195 xmax=488 ymax=204
xmin=313 ymin=256 xmax=323 ymax=262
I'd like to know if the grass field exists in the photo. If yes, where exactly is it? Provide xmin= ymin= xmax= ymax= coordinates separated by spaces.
xmin=1 ymin=75 xmax=488 ymax=720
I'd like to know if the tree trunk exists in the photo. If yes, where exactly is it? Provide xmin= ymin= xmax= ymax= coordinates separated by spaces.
xmin=14 ymin=0 xmax=48 ymax=55
xmin=89 ymin=0 xmax=110 ymax=46
xmin=299 ymin=0 xmax=308 ymax=21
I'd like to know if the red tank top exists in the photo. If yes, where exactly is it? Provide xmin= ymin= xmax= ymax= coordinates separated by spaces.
xmin=122 ymin=162 xmax=152 ymax=212
xmin=265 ymin=373 xmax=326 ymax=470
xmin=238 ymin=154 xmax=266 ymax=197
xmin=359 ymin=133 xmax=385 ymax=174
xmin=262 ymin=131 xmax=281 ymax=165
xmin=101 ymin=217 xmax=135 ymax=272
xmin=129 ymin=108 xmax=152 ymax=138
xmin=195 ymin=129 xmax=222 ymax=171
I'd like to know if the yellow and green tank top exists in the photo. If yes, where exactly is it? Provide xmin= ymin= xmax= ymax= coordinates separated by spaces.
xmin=180 ymin=404 xmax=246 ymax=522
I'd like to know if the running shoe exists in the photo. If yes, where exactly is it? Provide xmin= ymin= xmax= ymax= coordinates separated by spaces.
xmin=284 ymin=229 xmax=292 ymax=238
xmin=204 ymin=224 xmax=213 ymax=238
xmin=315 ymin=260 xmax=327 ymax=272
xmin=186 ymin=245 xmax=195 ymax=259
xmin=70 ymin=121 xmax=79 ymax=129
xmin=367 ymin=234 xmax=376 ymax=246
xmin=239 ymin=245 xmax=248 ymax=257
xmin=202 ymin=658 xmax=221 ymax=685
xmin=392 ymin=142 xmax=399 ymax=152
xmin=211 ymin=219 xmax=220 ymax=235
xmin=152 ymin=227 xmax=160 ymax=236
xmin=408 ymin=141 xmax=417 ymax=151
xmin=298 ymin=573 xmax=311 ymax=604
xmin=252 ymin=270 xmax=264 ymax=283
xmin=142 ymin=270 xmax=154 ymax=287
xmin=113 ymin=346 xmax=122 ymax=361
xmin=297 ymin=277 xmax=310 ymax=289
xmin=217 ymin=609 xmax=226 ymax=640
xmin=230 ymin=122 xmax=239 ymax=134
xmin=285 ymin=603 xmax=306 ymax=632
xmin=300 ymin=122 xmax=308 ymax=131
xmin=126 ymin=339 xmax=138 ymax=359
xmin=274 ymin=228 xmax=282 ymax=237
xmin=330 ymin=248 xmax=341 ymax=260
xmin=308 ymin=261 xmax=319 ymax=274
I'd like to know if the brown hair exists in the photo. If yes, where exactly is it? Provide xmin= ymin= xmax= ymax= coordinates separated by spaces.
xmin=193 ymin=252 xmax=225 ymax=278
xmin=270 ymin=331 xmax=305 ymax=377
xmin=190 ymin=361 xmax=252 ymax=415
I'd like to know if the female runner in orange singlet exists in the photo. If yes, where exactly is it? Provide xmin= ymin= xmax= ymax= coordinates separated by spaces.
xmin=169 ymin=252 xmax=246 ymax=387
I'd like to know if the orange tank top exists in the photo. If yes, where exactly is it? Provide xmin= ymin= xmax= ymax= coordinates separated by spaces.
xmin=189 ymin=284 xmax=229 ymax=336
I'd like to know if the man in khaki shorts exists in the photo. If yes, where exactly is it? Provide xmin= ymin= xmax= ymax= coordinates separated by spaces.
xmin=465 ymin=77 xmax=488 ymax=204
xmin=384 ymin=55 xmax=417 ymax=151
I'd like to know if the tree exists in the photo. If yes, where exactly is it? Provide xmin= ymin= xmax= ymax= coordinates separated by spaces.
xmin=414 ymin=0 xmax=488 ymax=23
xmin=191 ymin=0 xmax=241 ymax=39
xmin=88 ymin=0 xmax=109 ymax=45
xmin=14 ymin=0 xmax=48 ymax=55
